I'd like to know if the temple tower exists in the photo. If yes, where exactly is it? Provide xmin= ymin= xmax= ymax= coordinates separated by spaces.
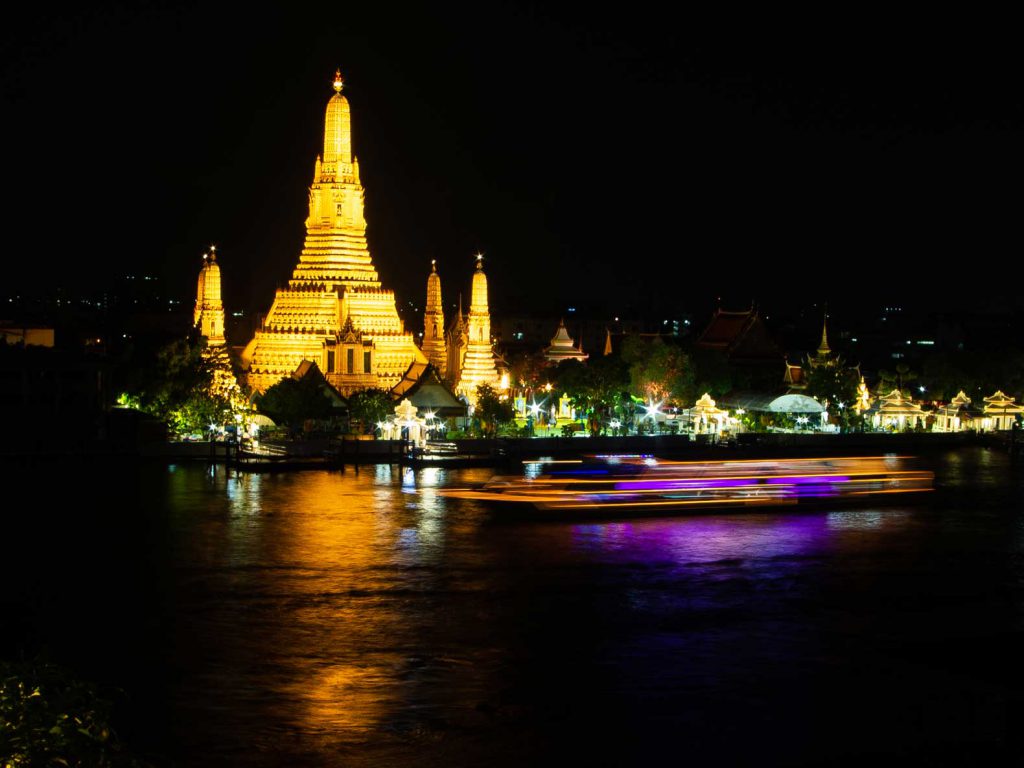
xmin=455 ymin=255 xmax=500 ymax=403
xmin=243 ymin=71 xmax=426 ymax=394
xmin=421 ymin=260 xmax=447 ymax=375
xmin=817 ymin=312 xmax=831 ymax=357
xmin=194 ymin=247 xmax=225 ymax=345
xmin=544 ymin=319 xmax=588 ymax=364
xmin=445 ymin=294 xmax=468 ymax=388
xmin=810 ymin=309 xmax=833 ymax=368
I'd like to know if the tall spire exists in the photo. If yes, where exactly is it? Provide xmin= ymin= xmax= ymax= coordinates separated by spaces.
xmin=470 ymin=253 xmax=488 ymax=313
xmin=457 ymin=253 xmax=501 ymax=403
xmin=817 ymin=308 xmax=831 ymax=357
xmin=422 ymin=259 xmax=447 ymax=374
xmin=195 ymin=247 xmax=225 ymax=345
xmin=323 ymin=68 xmax=352 ymax=166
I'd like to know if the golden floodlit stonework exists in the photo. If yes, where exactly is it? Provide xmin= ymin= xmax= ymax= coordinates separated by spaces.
xmin=422 ymin=260 xmax=447 ymax=376
xmin=454 ymin=256 xmax=501 ymax=403
xmin=194 ymin=247 xmax=225 ymax=345
xmin=242 ymin=71 xmax=426 ymax=394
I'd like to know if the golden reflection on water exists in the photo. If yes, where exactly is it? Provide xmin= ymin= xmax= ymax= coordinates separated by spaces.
xmin=161 ymin=462 xmax=938 ymax=759
xmin=188 ymin=467 xmax=494 ymax=744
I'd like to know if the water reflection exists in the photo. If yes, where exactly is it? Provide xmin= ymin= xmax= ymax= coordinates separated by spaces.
xmin=570 ymin=507 xmax=913 ymax=564
xmin=7 ymin=450 xmax=1016 ymax=766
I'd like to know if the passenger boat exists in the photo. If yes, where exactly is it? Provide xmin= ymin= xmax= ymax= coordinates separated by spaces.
xmin=440 ymin=454 xmax=933 ymax=516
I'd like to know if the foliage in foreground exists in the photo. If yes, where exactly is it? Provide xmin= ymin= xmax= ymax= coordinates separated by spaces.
xmin=474 ymin=384 xmax=515 ymax=437
xmin=256 ymin=370 xmax=341 ymax=431
xmin=347 ymin=388 xmax=394 ymax=435
xmin=0 ymin=660 xmax=149 ymax=767
xmin=118 ymin=338 xmax=239 ymax=438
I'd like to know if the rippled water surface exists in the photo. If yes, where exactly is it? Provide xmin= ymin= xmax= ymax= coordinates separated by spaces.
xmin=5 ymin=448 xmax=1024 ymax=766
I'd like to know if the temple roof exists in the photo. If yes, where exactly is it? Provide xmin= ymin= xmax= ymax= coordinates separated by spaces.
xmin=720 ymin=391 xmax=825 ymax=414
xmin=875 ymin=389 xmax=927 ymax=415
xmin=544 ymin=319 xmax=588 ymax=362
xmin=696 ymin=308 xmax=782 ymax=363
xmin=391 ymin=361 xmax=467 ymax=417
xmin=983 ymin=390 xmax=1024 ymax=413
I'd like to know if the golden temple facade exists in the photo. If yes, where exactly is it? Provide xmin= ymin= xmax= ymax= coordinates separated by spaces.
xmin=194 ymin=247 xmax=225 ymax=345
xmin=454 ymin=256 xmax=501 ymax=403
xmin=243 ymin=71 xmax=426 ymax=394
xmin=421 ymin=261 xmax=447 ymax=376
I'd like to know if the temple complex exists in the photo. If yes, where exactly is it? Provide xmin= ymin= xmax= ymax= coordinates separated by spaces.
xmin=421 ymin=261 xmax=447 ymax=376
xmin=453 ymin=256 xmax=501 ymax=403
xmin=243 ymin=71 xmax=426 ymax=395
xmin=543 ymin=320 xmax=588 ymax=364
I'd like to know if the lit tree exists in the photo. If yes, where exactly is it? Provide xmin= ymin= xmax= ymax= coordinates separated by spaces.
xmin=347 ymin=388 xmax=394 ymax=435
xmin=806 ymin=362 xmax=860 ymax=430
xmin=620 ymin=336 xmax=694 ymax=405
xmin=120 ymin=338 xmax=235 ymax=437
xmin=475 ymin=383 xmax=515 ymax=437
xmin=550 ymin=356 xmax=629 ymax=436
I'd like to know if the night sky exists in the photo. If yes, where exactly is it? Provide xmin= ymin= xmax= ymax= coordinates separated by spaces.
xmin=4 ymin=7 xmax=1023 ymax=319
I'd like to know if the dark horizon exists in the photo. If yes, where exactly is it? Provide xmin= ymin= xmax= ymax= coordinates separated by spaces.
xmin=4 ymin=7 xmax=1023 ymax=319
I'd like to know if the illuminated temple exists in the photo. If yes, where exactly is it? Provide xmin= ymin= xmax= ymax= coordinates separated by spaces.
xmin=194 ymin=248 xmax=225 ymax=345
xmin=421 ymin=260 xmax=447 ymax=376
xmin=453 ymin=256 xmax=501 ymax=403
xmin=194 ymin=249 xmax=246 ymax=413
xmin=243 ymin=71 xmax=426 ymax=394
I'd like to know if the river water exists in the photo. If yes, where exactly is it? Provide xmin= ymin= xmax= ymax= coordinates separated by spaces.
xmin=4 ymin=448 xmax=1024 ymax=766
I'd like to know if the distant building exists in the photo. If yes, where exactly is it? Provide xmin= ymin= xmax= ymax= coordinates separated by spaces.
xmin=696 ymin=307 xmax=783 ymax=366
xmin=543 ymin=319 xmax=587 ymax=364
xmin=0 ymin=326 xmax=54 ymax=347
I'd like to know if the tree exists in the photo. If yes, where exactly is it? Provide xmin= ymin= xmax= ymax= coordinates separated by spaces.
xmin=877 ymin=363 xmax=918 ymax=397
xmin=689 ymin=347 xmax=734 ymax=402
xmin=120 ymin=337 xmax=234 ymax=437
xmin=347 ymin=388 xmax=394 ymax=434
xmin=506 ymin=349 xmax=548 ymax=392
xmin=256 ymin=371 xmax=338 ymax=431
xmin=475 ymin=383 xmax=514 ymax=437
xmin=805 ymin=362 xmax=859 ymax=430
xmin=0 ymin=659 xmax=149 ymax=767
xmin=620 ymin=336 xmax=694 ymax=405
xmin=550 ymin=356 xmax=629 ymax=436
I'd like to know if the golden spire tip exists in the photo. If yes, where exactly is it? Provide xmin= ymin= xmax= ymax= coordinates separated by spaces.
xmin=333 ymin=69 xmax=344 ymax=93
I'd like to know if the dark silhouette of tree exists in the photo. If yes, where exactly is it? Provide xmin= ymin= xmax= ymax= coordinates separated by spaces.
xmin=347 ymin=388 xmax=394 ymax=434
xmin=256 ymin=367 xmax=338 ymax=431
xmin=475 ymin=383 xmax=514 ymax=437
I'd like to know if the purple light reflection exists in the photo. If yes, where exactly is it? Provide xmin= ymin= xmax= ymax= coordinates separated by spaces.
xmin=571 ymin=514 xmax=836 ymax=565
